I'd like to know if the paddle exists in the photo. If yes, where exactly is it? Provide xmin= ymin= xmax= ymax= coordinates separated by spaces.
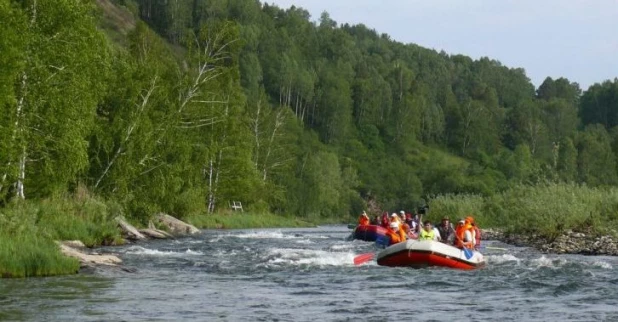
xmin=462 ymin=247 xmax=473 ymax=260
xmin=353 ymin=252 xmax=375 ymax=266
xmin=353 ymin=230 xmax=390 ymax=265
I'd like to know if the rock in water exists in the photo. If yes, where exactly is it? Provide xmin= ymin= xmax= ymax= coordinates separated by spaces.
xmin=57 ymin=242 xmax=122 ymax=267
xmin=155 ymin=213 xmax=200 ymax=235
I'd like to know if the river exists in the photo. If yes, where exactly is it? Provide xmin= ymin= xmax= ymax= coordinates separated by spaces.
xmin=1 ymin=226 xmax=617 ymax=321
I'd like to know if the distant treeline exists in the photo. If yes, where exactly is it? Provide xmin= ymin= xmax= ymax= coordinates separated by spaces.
xmin=2 ymin=0 xmax=618 ymax=222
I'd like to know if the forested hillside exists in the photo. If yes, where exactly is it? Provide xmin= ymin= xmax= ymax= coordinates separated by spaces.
xmin=2 ymin=0 xmax=618 ymax=222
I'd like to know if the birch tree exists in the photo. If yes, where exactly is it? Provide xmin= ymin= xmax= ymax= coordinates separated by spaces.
xmin=2 ymin=0 xmax=110 ymax=200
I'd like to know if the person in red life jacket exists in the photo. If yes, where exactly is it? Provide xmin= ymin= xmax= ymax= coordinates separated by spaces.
xmin=358 ymin=211 xmax=370 ymax=226
xmin=454 ymin=219 xmax=474 ymax=249
xmin=381 ymin=212 xmax=390 ymax=228
xmin=436 ymin=216 xmax=455 ymax=244
xmin=466 ymin=216 xmax=481 ymax=250
xmin=385 ymin=221 xmax=403 ymax=245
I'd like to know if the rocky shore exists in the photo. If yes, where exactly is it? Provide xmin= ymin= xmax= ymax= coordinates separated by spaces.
xmin=59 ymin=213 xmax=200 ymax=272
xmin=482 ymin=228 xmax=618 ymax=256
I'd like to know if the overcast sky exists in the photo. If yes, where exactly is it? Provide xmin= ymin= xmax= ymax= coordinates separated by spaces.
xmin=267 ymin=0 xmax=618 ymax=90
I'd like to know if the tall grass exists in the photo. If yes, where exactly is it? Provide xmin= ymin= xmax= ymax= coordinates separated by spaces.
xmin=0 ymin=194 xmax=123 ymax=277
xmin=429 ymin=183 xmax=618 ymax=238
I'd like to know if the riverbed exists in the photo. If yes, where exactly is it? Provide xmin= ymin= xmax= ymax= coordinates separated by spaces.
xmin=1 ymin=226 xmax=617 ymax=321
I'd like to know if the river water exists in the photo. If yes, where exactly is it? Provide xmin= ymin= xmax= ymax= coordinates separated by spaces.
xmin=1 ymin=226 xmax=617 ymax=321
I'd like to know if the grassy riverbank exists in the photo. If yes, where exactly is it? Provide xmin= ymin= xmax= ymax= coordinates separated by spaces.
xmin=184 ymin=212 xmax=348 ymax=229
xmin=0 ymin=195 xmax=123 ymax=277
xmin=429 ymin=183 xmax=618 ymax=239
xmin=0 ymin=195 xmax=348 ymax=278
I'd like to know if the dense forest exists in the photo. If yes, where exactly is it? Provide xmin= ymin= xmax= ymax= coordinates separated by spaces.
xmin=2 ymin=0 xmax=618 ymax=222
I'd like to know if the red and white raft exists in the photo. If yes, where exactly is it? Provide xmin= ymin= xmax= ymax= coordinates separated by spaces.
xmin=376 ymin=240 xmax=485 ymax=270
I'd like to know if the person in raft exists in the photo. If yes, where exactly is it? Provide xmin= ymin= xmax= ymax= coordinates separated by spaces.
xmin=436 ymin=216 xmax=455 ymax=244
xmin=380 ymin=212 xmax=390 ymax=228
xmin=419 ymin=221 xmax=437 ymax=241
xmin=454 ymin=219 xmax=474 ymax=249
xmin=385 ymin=221 xmax=404 ymax=245
xmin=358 ymin=211 xmax=370 ymax=226
xmin=390 ymin=213 xmax=407 ymax=243
xmin=466 ymin=216 xmax=481 ymax=250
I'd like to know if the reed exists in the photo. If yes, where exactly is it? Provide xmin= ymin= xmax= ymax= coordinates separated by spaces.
xmin=429 ymin=183 xmax=618 ymax=238
xmin=0 ymin=195 xmax=122 ymax=277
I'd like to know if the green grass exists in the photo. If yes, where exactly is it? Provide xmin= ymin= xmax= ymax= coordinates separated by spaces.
xmin=0 ymin=232 xmax=80 ymax=278
xmin=0 ymin=194 xmax=123 ymax=278
xmin=428 ymin=183 xmax=618 ymax=239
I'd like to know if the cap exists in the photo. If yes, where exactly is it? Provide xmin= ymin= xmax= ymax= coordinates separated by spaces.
xmin=391 ymin=213 xmax=398 ymax=217
xmin=400 ymin=210 xmax=405 ymax=214
xmin=442 ymin=216 xmax=449 ymax=221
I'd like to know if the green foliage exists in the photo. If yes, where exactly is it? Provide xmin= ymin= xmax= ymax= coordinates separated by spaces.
xmin=430 ymin=183 xmax=618 ymax=238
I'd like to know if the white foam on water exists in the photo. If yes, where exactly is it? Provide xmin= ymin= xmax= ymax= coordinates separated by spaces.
xmin=592 ymin=261 xmax=612 ymax=269
xmin=487 ymin=254 xmax=520 ymax=264
xmin=226 ymin=230 xmax=300 ymax=239
xmin=529 ymin=255 xmax=567 ymax=268
xmin=329 ymin=244 xmax=356 ymax=251
xmin=124 ymin=246 xmax=204 ymax=256
xmin=262 ymin=248 xmax=356 ymax=267
xmin=295 ymin=239 xmax=314 ymax=244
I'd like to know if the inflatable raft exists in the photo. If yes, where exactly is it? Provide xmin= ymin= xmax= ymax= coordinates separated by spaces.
xmin=353 ymin=225 xmax=388 ymax=242
xmin=376 ymin=240 xmax=485 ymax=270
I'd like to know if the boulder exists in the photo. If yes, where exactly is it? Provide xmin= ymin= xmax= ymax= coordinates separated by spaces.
xmin=57 ymin=242 xmax=122 ymax=267
xmin=154 ymin=213 xmax=200 ymax=235
xmin=115 ymin=216 xmax=146 ymax=240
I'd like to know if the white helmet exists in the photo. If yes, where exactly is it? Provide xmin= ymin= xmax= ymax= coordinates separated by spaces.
xmin=390 ymin=222 xmax=399 ymax=231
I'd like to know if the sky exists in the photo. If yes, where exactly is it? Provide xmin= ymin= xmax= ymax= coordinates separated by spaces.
xmin=267 ymin=0 xmax=618 ymax=90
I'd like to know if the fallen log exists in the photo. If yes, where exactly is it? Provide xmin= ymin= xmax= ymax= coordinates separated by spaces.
xmin=115 ymin=216 xmax=146 ymax=240
xmin=154 ymin=213 xmax=200 ymax=235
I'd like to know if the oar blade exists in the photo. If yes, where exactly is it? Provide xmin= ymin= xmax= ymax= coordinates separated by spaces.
xmin=353 ymin=252 xmax=375 ymax=266
xmin=463 ymin=247 xmax=473 ymax=260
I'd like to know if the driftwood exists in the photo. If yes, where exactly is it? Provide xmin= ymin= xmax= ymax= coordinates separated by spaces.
xmin=57 ymin=242 xmax=122 ymax=267
xmin=139 ymin=228 xmax=168 ymax=239
xmin=115 ymin=216 xmax=146 ymax=240
xmin=154 ymin=213 xmax=200 ymax=235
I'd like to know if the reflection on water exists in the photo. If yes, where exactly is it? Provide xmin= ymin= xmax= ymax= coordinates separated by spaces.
xmin=1 ymin=226 xmax=617 ymax=321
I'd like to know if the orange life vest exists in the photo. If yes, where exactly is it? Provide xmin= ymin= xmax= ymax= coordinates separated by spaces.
xmin=359 ymin=215 xmax=370 ymax=226
xmin=386 ymin=228 xmax=402 ymax=245
xmin=455 ymin=223 xmax=474 ymax=249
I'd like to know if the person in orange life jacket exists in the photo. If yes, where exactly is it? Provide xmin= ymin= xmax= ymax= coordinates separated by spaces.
xmin=390 ymin=213 xmax=407 ymax=242
xmin=454 ymin=220 xmax=474 ymax=249
xmin=466 ymin=216 xmax=481 ymax=250
xmin=358 ymin=211 xmax=370 ymax=226
xmin=385 ymin=221 xmax=403 ymax=245
xmin=419 ymin=221 xmax=437 ymax=241
xmin=437 ymin=216 xmax=455 ymax=244
xmin=398 ymin=210 xmax=406 ymax=223
xmin=464 ymin=217 xmax=477 ymax=249
xmin=401 ymin=221 xmax=413 ymax=239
